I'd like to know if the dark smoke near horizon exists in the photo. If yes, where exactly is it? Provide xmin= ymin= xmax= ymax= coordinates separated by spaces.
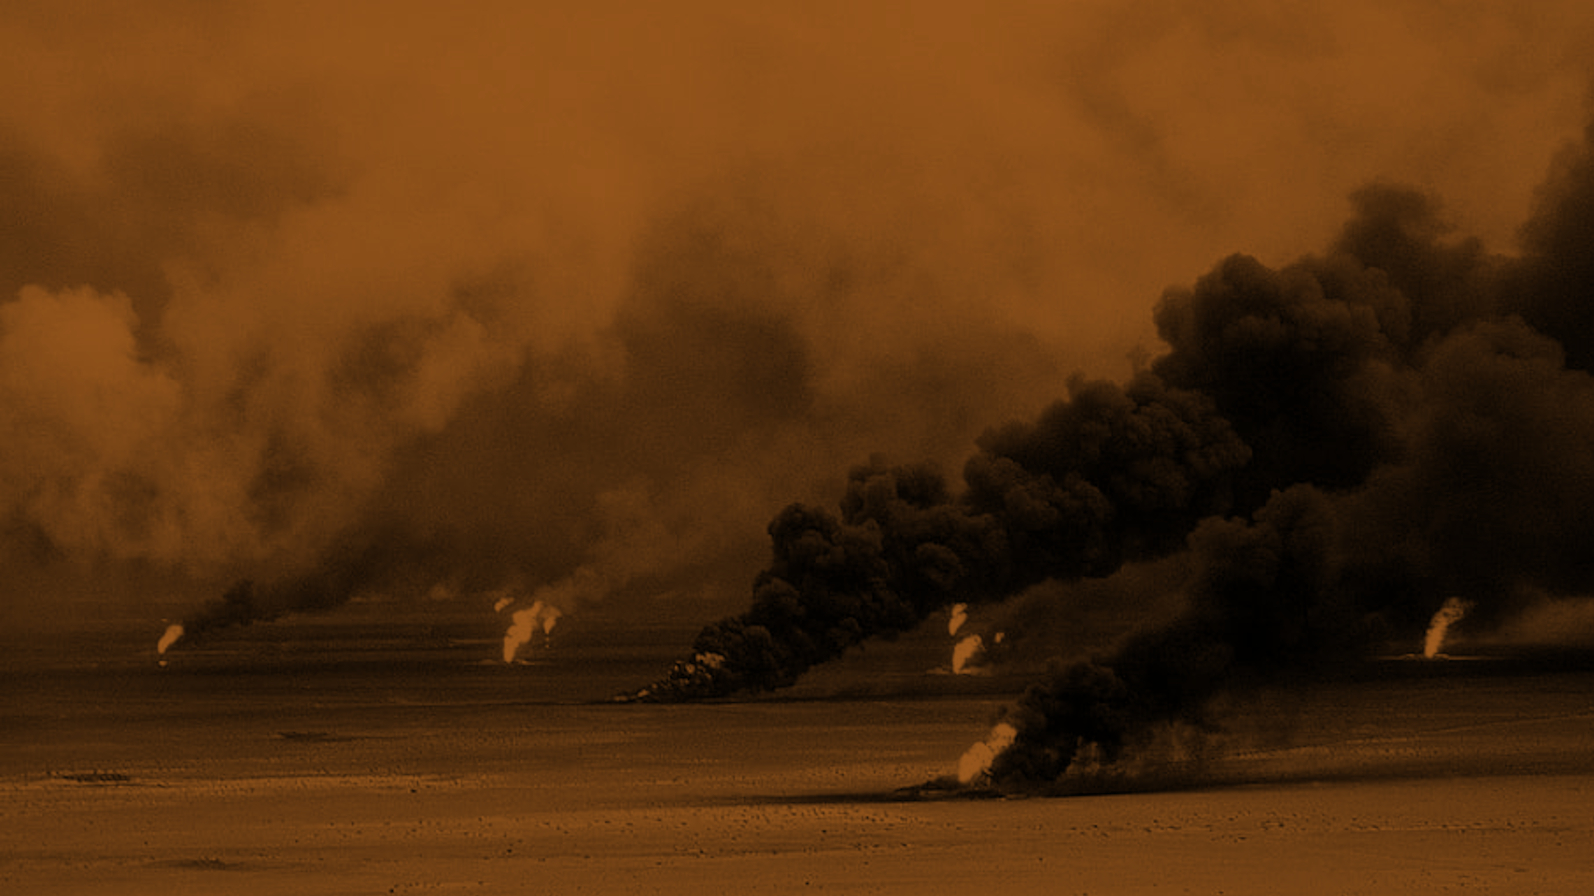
xmin=628 ymin=372 xmax=1252 ymax=699
xmin=8 ymin=8 xmax=1594 ymax=806
xmin=632 ymin=117 xmax=1594 ymax=788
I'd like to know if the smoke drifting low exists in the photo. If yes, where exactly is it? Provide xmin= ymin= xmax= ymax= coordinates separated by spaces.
xmin=639 ymin=109 xmax=1594 ymax=789
xmin=631 ymin=373 xmax=1251 ymax=698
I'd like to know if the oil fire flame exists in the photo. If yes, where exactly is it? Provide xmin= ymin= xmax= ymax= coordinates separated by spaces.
xmin=947 ymin=603 xmax=968 ymax=636
xmin=951 ymin=634 xmax=984 ymax=675
xmin=1423 ymin=596 xmax=1472 ymax=658
xmin=155 ymin=623 xmax=185 ymax=659
xmin=500 ymin=599 xmax=562 ymax=663
xmin=956 ymin=722 xmax=1017 ymax=785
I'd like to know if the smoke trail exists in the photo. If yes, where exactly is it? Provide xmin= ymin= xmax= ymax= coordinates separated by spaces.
xmin=982 ymin=483 xmax=1338 ymax=790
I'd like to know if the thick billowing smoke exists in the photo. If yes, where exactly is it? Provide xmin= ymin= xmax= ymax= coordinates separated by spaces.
xmin=3 ymin=2 xmax=1593 ymax=679
xmin=7 ymin=2 xmax=1102 ymax=641
xmin=636 ymin=99 xmax=1594 ymax=790
xmin=983 ymin=484 xmax=1340 ymax=789
xmin=629 ymin=377 xmax=1251 ymax=699
xmin=979 ymin=122 xmax=1594 ymax=791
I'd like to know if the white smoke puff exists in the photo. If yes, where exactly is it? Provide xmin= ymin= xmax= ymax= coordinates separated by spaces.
xmin=950 ymin=634 xmax=985 ymax=675
xmin=502 ymin=600 xmax=563 ymax=663
xmin=1423 ymin=596 xmax=1473 ymax=658
xmin=956 ymin=722 xmax=1017 ymax=785
xmin=492 ymin=594 xmax=515 ymax=613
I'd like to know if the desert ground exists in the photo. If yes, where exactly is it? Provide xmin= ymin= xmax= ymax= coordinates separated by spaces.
xmin=3 ymin=618 xmax=1592 ymax=895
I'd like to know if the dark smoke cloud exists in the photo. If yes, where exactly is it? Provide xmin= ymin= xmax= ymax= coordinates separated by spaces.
xmin=989 ymin=484 xmax=1342 ymax=789
xmin=630 ymin=375 xmax=1251 ymax=699
xmin=974 ymin=553 xmax=1195 ymax=672
xmin=2 ymin=3 xmax=1592 ymax=655
xmin=1508 ymin=118 xmax=1594 ymax=370
xmin=631 ymin=51 xmax=1594 ymax=792
xmin=984 ymin=118 xmax=1594 ymax=791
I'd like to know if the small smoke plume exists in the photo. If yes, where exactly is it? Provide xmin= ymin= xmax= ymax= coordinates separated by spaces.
xmin=152 ymin=527 xmax=421 ymax=649
xmin=1423 ymin=597 xmax=1472 ymax=658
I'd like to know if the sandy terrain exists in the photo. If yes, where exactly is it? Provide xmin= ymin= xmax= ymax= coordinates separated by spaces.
xmin=4 ymin=652 xmax=1593 ymax=895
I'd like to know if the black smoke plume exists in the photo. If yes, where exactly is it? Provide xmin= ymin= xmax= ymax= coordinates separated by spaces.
xmin=7 ymin=4 xmax=1591 ymax=664
xmin=629 ymin=374 xmax=1251 ymax=699
xmin=986 ymin=484 xmax=1342 ymax=790
xmin=164 ymin=530 xmax=428 ymax=645
xmin=636 ymin=109 xmax=1594 ymax=792
xmin=985 ymin=120 xmax=1594 ymax=790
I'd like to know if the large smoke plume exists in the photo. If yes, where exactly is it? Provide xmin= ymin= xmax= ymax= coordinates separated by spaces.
xmin=631 ymin=374 xmax=1251 ymax=698
xmin=976 ymin=141 xmax=1594 ymax=788
xmin=637 ymin=107 xmax=1594 ymax=788
xmin=4 ymin=2 xmax=1593 ymax=695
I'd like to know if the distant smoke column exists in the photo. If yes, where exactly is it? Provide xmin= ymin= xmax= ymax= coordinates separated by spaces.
xmin=1422 ymin=597 xmax=1472 ymax=658
xmin=168 ymin=543 xmax=403 ymax=647
xmin=630 ymin=374 xmax=1251 ymax=701
xmin=155 ymin=623 xmax=184 ymax=655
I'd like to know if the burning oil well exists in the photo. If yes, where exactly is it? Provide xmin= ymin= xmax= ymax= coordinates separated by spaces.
xmin=624 ymin=374 xmax=1252 ymax=701
xmin=632 ymin=117 xmax=1594 ymax=792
